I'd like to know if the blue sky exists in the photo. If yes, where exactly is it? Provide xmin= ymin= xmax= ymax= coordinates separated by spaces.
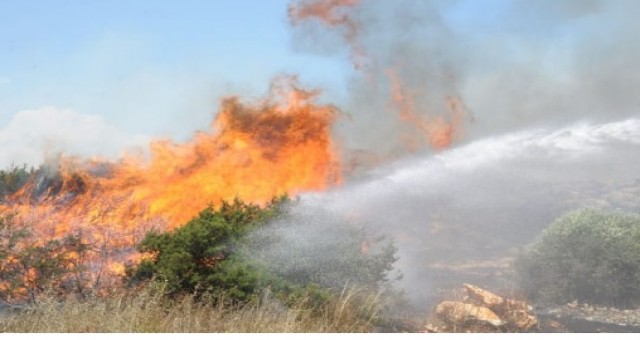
xmin=0 ymin=0 xmax=351 ymax=139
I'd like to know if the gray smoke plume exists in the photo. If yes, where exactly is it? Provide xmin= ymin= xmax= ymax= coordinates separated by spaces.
xmin=462 ymin=0 xmax=640 ymax=138
xmin=290 ymin=0 xmax=640 ymax=159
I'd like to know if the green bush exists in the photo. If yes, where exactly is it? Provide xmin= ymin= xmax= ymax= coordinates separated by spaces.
xmin=126 ymin=196 xmax=398 ymax=306
xmin=516 ymin=209 xmax=640 ymax=308
xmin=127 ymin=197 xmax=286 ymax=301
xmin=243 ymin=211 xmax=398 ymax=292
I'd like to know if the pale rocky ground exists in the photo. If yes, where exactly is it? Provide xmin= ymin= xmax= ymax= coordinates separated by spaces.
xmin=411 ymin=178 xmax=640 ymax=332
xmin=419 ymin=283 xmax=640 ymax=333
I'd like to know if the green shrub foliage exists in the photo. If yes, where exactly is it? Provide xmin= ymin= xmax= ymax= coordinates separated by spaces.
xmin=127 ymin=196 xmax=398 ymax=304
xmin=516 ymin=209 xmax=640 ymax=308
xmin=243 ymin=211 xmax=398 ymax=292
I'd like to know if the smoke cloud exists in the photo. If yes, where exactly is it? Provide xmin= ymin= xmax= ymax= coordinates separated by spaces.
xmin=462 ymin=0 xmax=640 ymax=137
xmin=289 ymin=0 xmax=640 ymax=159
xmin=290 ymin=0 xmax=470 ymax=157
xmin=0 ymin=107 xmax=149 ymax=168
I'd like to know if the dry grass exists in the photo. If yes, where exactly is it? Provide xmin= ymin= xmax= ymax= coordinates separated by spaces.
xmin=0 ymin=285 xmax=385 ymax=333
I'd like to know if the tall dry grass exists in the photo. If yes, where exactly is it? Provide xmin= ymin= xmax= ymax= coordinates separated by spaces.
xmin=0 ymin=285 xmax=385 ymax=332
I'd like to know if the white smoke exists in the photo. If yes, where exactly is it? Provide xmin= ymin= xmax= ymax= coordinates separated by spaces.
xmin=0 ymin=107 xmax=150 ymax=168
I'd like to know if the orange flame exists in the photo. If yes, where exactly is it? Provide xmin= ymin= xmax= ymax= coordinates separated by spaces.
xmin=125 ymin=79 xmax=342 ymax=226
xmin=288 ymin=0 xmax=368 ymax=69
xmin=0 ymin=77 xmax=342 ymax=279
xmin=386 ymin=68 xmax=467 ymax=150
xmin=289 ymin=0 xmax=469 ymax=151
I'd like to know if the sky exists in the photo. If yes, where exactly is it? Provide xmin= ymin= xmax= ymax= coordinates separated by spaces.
xmin=0 ymin=0 xmax=350 ymax=139
xmin=1 ymin=0 xmax=638 ymax=168
xmin=0 ymin=0 xmax=364 ymax=167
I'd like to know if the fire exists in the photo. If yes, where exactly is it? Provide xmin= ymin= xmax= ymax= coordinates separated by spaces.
xmin=288 ymin=0 xmax=368 ymax=69
xmin=0 ymin=77 xmax=342 ymax=278
xmin=289 ymin=0 xmax=469 ymax=151
xmin=2 ymin=2 xmax=471 ymax=290
xmin=387 ymin=69 xmax=466 ymax=150
xmin=125 ymin=79 xmax=341 ymax=226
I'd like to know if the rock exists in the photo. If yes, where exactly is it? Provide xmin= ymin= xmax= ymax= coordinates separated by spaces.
xmin=463 ymin=284 xmax=505 ymax=310
xmin=503 ymin=307 xmax=538 ymax=331
xmin=506 ymin=298 xmax=533 ymax=311
xmin=462 ymin=283 xmax=537 ymax=331
xmin=432 ymin=284 xmax=538 ymax=332
xmin=423 ymin=324 xmax=439 ymax=333
xmin=436 ymin=301 xmax=504 ymax=329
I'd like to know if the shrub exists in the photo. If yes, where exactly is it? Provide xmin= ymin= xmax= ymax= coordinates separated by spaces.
xmin=515 ymin=209 xmax=640 ymax=308
xmin=127 ymin=197 xmax=287 ymax=301
xmin=243 ymin=210 xmax=399 ymax=292
xmin=126 ymin=196 xmax=398 ymax=306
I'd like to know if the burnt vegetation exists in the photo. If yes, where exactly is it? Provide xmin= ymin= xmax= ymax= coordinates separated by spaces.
xmin=0 ymin=213 xmax=92 ymax=304
xmin=0 ymin=165 xmax=65 ymax=203
xmin=1 ymin=164 xmax=399 ymax=309
xmin=0 ymin=165 xmax=34 ymax=200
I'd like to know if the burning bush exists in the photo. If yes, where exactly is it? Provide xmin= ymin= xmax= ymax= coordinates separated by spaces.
xmin=0 ymin=213 xmax=92 ymax=304
xmin=516 ymin=209 xmax=640 ymax=308
xmin=0 ymin=165 xmax=34 ymax=200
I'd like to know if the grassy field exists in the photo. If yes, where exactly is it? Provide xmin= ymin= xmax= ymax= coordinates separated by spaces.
xmin=0 ymin=285 xmax=385 ymax=333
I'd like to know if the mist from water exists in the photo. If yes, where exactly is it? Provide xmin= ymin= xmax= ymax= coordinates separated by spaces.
xmin=250 ymin=117 xmax=640 ymax=308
